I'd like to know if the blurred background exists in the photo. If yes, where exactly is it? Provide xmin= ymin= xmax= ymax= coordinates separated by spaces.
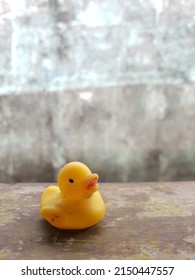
xmin=0 ymin=0 xmax=195 ymax=183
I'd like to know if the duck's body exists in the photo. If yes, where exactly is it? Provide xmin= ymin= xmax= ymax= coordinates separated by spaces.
xmin=40 ymin=162 xmax=105 ymax=229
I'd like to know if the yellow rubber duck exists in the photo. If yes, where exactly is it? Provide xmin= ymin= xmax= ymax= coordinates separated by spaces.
xmin=40 ymin=162 xmax=106 ymax=229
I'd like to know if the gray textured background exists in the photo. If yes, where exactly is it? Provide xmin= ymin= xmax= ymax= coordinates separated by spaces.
xmin=0 ymin=0 xmax=195 ymax=183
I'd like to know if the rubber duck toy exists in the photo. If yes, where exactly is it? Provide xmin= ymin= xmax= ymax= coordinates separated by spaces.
xmin=40 ymin=162 xmax=106 ymax=229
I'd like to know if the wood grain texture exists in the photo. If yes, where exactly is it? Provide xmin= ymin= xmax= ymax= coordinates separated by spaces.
xmin=0 ymin=182 xmax=195 ymax=260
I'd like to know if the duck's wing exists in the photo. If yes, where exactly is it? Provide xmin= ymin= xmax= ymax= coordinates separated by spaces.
xmin=40 ymin=185 xmax=60 ymax=208
xmin=40 ymin=186 xmax=63 ymax=228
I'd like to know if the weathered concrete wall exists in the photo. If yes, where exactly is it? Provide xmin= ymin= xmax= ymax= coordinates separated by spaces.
xmin=0 ymin=0 xmax=195 ymax=183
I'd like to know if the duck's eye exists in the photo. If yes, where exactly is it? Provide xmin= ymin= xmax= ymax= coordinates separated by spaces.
xmin=69 ymin=179 xmax=74 ymax=183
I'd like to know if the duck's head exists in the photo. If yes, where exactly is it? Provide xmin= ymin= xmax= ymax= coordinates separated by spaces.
xmin=58 ymin=162 xmax=99 ymax=200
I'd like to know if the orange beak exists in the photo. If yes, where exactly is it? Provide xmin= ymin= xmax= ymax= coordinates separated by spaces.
xmin=86 ymin=173 xmax=99 ymax=190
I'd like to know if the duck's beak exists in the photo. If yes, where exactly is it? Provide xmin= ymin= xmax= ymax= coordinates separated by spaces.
xmin=85 ymin=173 xmax=99 ymax=191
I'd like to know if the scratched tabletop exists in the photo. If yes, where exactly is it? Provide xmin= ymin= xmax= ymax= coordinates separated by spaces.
xmin=0 ymin=182 xmax=195 ymax=259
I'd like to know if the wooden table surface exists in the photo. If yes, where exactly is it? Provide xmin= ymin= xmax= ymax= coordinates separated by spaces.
xmin=0 ymin=182 xmax=195 ymax=260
